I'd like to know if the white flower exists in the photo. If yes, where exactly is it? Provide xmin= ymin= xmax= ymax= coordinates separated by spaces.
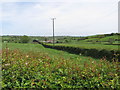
xmin=26 ymin=55 xmax=29 ymax=58
xmin=25 ymin=62 xmax=28 ymax=65
xmin=4 ymin=63 xmax=10 ymax=66
xmin=92 ymin=61 xmax=94 ymax=64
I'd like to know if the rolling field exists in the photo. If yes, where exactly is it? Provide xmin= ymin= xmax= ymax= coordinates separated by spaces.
xmin=2 ymin=43 xmax=120 ymax=88
xmin=2 ymin=43 xmax=99 ymax=61
xmin=53 ymin=43 xmax=119 ymax=51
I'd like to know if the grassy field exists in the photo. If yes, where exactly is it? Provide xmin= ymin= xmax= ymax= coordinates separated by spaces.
xmin=2 ymin=43 xmax=120 ymax=88
xmin=48 ymin=42 xmax=119 ymax=51
xmin=2 ymin=43 xmax=99 ymax=62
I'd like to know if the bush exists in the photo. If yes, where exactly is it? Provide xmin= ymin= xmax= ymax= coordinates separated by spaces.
xmin=20 ymin=35 xmax=30 ymax=43
xmin=2 ymin=48 xmax=120 ymax=88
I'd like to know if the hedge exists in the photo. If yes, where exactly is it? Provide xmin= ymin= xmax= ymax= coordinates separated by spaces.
xmin=41 ymin=43 xmax=120 ymax=61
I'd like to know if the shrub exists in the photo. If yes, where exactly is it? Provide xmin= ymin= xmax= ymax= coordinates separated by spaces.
xmin=2 ymin=48 xmax=120 ymax=88
xmin=20 ymin=35 xmax=30 ymax=43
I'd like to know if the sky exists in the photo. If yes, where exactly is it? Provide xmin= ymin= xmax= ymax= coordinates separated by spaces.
xmin=0 ymin=0 xmax=119 ymax=36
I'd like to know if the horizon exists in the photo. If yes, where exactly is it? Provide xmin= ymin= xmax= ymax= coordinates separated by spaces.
xmin=1 ymin=32 xmax=119 ymax=37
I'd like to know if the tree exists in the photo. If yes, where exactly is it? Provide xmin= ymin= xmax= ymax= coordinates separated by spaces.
xmin=20 ymin=35 xmax=30 ymax=43
xmin=44 ymin=37 xmax=47 ymax=41
xmin=65 ymin=39 xmax=69 ymax=43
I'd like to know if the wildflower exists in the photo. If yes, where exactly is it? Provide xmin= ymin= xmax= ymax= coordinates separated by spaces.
xmin=92 ymin=61 xmax=94 ymax=64
xmin=115 ymin=74 xmax=118 ymax=76
xmin=26 ymin=55 xmax=29 ymax=58
xmin=4 ymin=63 xmax=10 ymax=66
xmin=25 ymin=62 xmax=28 ymax=65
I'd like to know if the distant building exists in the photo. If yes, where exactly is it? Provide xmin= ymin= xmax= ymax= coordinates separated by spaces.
xmin=42 ymin=40 xmax=56 ymax=43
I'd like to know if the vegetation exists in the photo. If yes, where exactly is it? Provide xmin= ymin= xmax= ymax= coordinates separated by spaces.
xmin=2 ymin=43 xmax=99 ymax=61
xmin=2 ymin=43 xmax=120 ymax=88
xmin=42 ymin=43 xmax=120 ymax=62
xmin=1 ymin=33 xmax=120 ymax=89
xmin=20 ymin=35 xmax=30 ymax=43
xmin=2 ymin=33 xmax=120 ymax=45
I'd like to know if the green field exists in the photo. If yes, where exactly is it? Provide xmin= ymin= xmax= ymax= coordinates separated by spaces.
xmin=53 ymin=43 xmax=119 ymax=51
xmin=2 ymin=43 xmax=99 ymax=61
xmin=2 ymin=43 xmax=120 ymax=88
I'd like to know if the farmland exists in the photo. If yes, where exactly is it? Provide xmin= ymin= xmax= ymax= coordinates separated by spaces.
xmin=1 ymin=33 xmax=120 ymax=89
xmin=48 ymin=43 xmax=119 ymax=51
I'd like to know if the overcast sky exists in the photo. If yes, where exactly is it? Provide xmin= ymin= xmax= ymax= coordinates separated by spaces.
xmin=0 ymin=0 xmax=119 ymax=36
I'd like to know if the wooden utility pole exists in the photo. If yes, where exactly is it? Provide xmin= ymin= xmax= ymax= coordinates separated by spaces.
xmin=51 ymin=18 xmax=56 ymax=46
xmin=118 ymin=1 xmax=120 ymax=33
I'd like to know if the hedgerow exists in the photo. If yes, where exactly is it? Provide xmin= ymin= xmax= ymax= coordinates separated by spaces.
xmin=42 ymin=44 xmax=120 ymax=61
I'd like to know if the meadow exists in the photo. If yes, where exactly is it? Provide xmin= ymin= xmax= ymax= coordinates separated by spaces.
xmin=49 ymin=43 xmax=119 ymax=51
xmin=2 ymin=43 xmax=120 ymax=88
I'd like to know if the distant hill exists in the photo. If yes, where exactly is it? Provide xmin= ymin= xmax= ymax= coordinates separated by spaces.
xmin=81 ymin=33 xmax=120 ymax=44
xmin=1 ymin=33 xmax=120 ymax=44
